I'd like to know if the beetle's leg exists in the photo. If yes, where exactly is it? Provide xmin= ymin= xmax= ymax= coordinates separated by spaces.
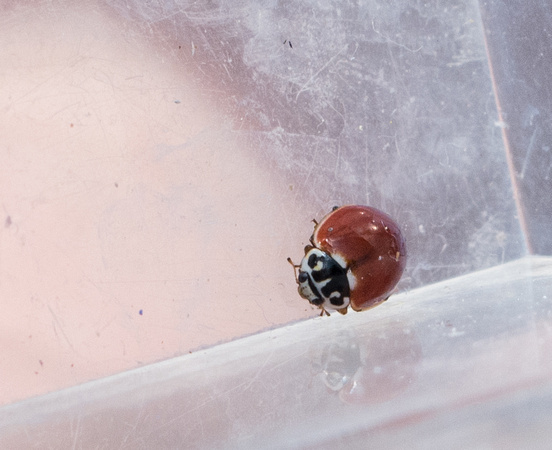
xmin=319 ymin=307 xmax=330 ymax=317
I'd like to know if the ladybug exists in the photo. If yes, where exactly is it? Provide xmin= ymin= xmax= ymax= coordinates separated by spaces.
xmin=288 ymin=205 xmax=406 ymax=316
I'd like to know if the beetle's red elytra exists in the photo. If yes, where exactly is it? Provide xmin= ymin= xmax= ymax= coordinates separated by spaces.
xmin=288 ymin=205 xmax=406 ymax=316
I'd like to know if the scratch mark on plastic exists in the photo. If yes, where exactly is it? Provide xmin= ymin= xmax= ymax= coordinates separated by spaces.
xmin=295 ymin=44 xmax=348 ymax=101
xmin=48 ymin=305 xmax=75 ymax=352
xmin=520 ymin=126 xmax=539 ymax=179
xmin=371 ymin=19 xmax=423 ymax=53
xmin=146 ymin=349 xmax=283 ymax=437
xmin=69 ymin=412 xmax=82 ymax=450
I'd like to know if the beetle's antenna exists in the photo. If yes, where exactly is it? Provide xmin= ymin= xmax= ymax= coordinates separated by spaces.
xmin=286 ymin=257 xmax=300 ymax=284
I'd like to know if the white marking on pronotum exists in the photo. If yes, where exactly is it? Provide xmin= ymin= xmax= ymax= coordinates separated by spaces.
xmin=331 ymin=252 xmax=348 ymax=269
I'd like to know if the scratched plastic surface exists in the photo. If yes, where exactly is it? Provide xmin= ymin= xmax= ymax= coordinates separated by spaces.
xmin=2 ymin=256 xmax=552 ymax=448
xmin=2 ymin=0 xmax=552 ymax=447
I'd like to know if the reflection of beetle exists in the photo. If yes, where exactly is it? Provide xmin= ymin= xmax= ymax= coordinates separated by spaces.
xmin=288 ymin=205 xmax=406 ymax=316
xmin=312 ymin=321 xmax=423 ymax=405
xmin=311 ymin=330 xmax=360 ymax=392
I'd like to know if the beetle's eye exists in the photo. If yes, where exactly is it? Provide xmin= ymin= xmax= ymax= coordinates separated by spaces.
xmin=298 ymin=272 xmax=308 ymax=283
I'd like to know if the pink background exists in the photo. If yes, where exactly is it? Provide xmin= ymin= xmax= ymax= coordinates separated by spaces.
xmin=0 ymin=2 xmax=316 ymax=405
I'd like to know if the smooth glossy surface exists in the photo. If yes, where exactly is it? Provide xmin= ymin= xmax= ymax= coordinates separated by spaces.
xmin=2 ymin=256 xmax=552 ymax=449
xmin=313 ymin=205 xmax=407 ymax=311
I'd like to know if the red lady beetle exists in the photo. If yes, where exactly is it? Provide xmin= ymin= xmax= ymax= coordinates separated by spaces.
xmin=288 ymin=205 xmax=406 ymax=316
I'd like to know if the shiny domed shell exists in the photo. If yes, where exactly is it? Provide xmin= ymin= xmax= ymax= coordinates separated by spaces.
xmin=313 ymin=205 xmax=406 ymax=311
